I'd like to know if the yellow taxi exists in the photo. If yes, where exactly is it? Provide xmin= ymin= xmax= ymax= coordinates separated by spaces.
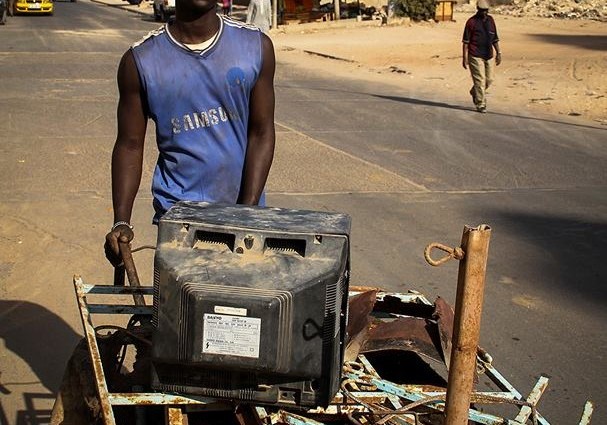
xmin=14 ymin=0 xmax=53 ymax=15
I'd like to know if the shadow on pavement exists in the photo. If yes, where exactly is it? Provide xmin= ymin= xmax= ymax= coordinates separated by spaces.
xmin=14 ymin=393 xmax=54 ymax=425
xmin=528 ymin=34 xmax=607 ymax=51
xmin=277 ymin=83 xmax=605 ymax=131
xmin=0 ymin=300 xmax=81 ymax=394
xmin=373 ymin=93 xmax=606 ymax=131
xmin=374 ymin=94 xmax=471 ymax=112
xmin=481 ymin=210 xmax=607 ymax=305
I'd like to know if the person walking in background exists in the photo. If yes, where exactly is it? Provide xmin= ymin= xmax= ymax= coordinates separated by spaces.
xmin=462 ymin=0 xmax=501 ymax=113
xmin=221 ymin=0 xmax=232 ymax=16
xmin=246 ymin=0 xmax=272 ymax=33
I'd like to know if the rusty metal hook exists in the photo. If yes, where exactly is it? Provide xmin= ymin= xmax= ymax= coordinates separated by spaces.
xmin=424 ymin=243 xmax=465 ymax=267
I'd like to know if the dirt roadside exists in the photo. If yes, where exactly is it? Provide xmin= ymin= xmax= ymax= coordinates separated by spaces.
xmin=270 ymin=13 xmax=607 ymax=125
xmin=95 ymin=0 xmax=606 ymax=124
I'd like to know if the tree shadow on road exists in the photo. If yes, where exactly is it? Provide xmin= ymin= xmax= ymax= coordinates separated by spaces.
xmin=478 ymin=210 xmax=607 ymax=306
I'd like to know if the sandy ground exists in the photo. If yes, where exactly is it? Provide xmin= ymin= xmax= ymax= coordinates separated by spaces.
xmin=270 ymin=12 xmax=607 ymax=124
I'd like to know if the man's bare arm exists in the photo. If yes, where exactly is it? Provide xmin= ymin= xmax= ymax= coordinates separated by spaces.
xmin=105 ymin=49 xmax=147 ymax=257
xmin=238 ymin=33 xmax=276 ymax=205
xmin=493 ymin=41 xmax=501 ymax=66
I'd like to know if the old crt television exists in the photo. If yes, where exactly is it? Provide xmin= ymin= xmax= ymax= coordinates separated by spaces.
xmin=151 ymin=201 xmax=351 ymax=407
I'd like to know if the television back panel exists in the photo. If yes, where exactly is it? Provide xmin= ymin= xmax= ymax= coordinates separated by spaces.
xmin=151 ymin=202 xmax=351 ymax=407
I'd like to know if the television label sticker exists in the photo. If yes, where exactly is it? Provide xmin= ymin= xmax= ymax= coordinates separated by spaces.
xmin=214 ymin=305 xmax=247 ymax=316
xmin=202 ymin=313 xmax=261 ymax=358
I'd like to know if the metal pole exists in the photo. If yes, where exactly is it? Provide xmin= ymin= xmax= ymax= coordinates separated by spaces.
xmin=334 ymin=0 xmax=340 ymax=20
xmin=272 ymin=0 xmax=278 ymax=30
xmin=444 ymin=224 xmax=491 ymax=425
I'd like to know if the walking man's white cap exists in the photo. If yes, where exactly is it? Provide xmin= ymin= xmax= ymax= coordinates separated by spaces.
xmin=477 ymin=0 xmax=490 ymax=9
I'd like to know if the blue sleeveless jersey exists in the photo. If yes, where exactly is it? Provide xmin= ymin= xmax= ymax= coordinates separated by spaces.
xmin=131 ymin=16 xmax=263 ymax=222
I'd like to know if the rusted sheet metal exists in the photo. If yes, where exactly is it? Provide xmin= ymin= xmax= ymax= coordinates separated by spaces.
xmin=361 ymin=316 xmax=438 ymax=356
xmin=345 ymin=289 xmax=377 ymax=362
xmin=433 ymin=296 xmax=454 ymax=369
xmin=346 ymin=288 xmax=449 ymax=380
xmin=74 ymin=276 xmax=117 ymax=425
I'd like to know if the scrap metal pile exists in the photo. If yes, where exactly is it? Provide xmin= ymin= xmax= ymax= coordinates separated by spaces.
xmin=53 ymin=223 xmax=594 ymax=425
xmin=56 ymin=280 xmax=591 ymax=425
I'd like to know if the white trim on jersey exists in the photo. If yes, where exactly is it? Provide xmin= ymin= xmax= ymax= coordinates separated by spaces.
xmin=132 ymin=26 xmax=166 ymax=49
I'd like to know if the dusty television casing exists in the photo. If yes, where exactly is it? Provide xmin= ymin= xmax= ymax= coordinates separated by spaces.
xmin=151 ymin=201 xmax=350 ymax=407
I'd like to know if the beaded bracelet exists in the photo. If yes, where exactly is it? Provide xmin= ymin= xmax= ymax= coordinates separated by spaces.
xmin=111 ymin=221 xmax=134 ymax=231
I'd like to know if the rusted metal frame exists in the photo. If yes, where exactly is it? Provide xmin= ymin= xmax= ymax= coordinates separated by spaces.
xmin=107 ymin=393 xmax=220 ymax=406
xmin=74 ymin=276 xmax=117 ymax=425
xmin=478 ymin=359 xmax=523 ymax=399
xmin=87 ymin=305 xmax=152 ymax=315
xmin=343 ymin=370 xmax=526 ymax=425
xmin=480 ymin=361 xmax=549 ymax=425
xmin=81 ymin=283 xmax=154 ymax=295
xmin=81 ymin=283 xmax=153 ymax=315
xmin=76 ymin=278 xmax=228 ymax=425
xmin=276 ymin=410 xmax=326 ymax=425
xmin=514 ymin=376 xmax=549 ymax=425
xmin=357 ymin=354 xmax=381 ymax=378
xmin=413 ymin=390 xmax=516 ymax=400
xmin=332 ymin=391 xmax=392 ymax=404
xmin=346 ymin=368 xmax=518 ymax=401
xmin=306 ymin=392 xmax=415 ymax=424
xmin=254 ymin=406 xmax=270 ymax=422
xmin=383 ymin=395 xmax=418 ymax=425
xmin=166 ymin=407 xmax=185 ymax=425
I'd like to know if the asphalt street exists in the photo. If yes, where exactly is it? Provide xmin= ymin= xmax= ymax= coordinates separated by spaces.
xmin=0 ymin=1 xmax=605 ymax=424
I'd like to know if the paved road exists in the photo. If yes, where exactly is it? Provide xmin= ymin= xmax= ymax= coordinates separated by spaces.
xmin=0 ymin=1 xmax=605 ymax=424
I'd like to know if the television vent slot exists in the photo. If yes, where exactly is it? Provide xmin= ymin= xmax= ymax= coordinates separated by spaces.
xmin=323 ymin=279 xmax=339 ymax=340
xmin=152 ymin=267 xmax=160 ymax=328
xmin=193 ymin=230 xmax=235 ymax=252
xmin=265 ymin=238 xmax=306 ymax=257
